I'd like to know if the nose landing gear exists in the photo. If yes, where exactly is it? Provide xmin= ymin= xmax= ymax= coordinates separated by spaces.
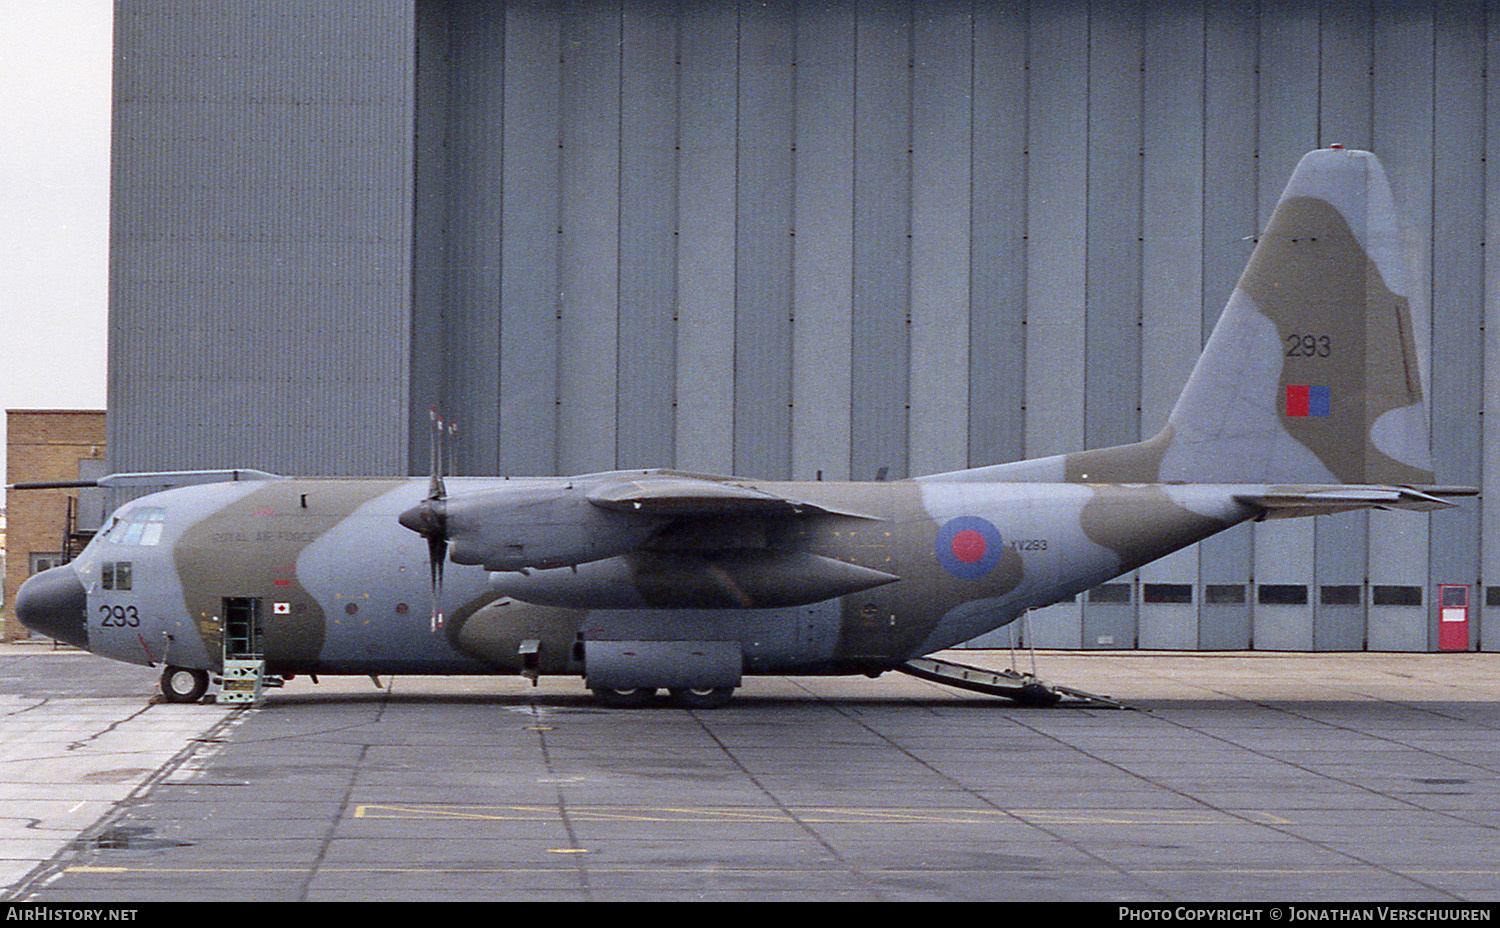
xmin=159 ymin=665 xmax=209 ymax=703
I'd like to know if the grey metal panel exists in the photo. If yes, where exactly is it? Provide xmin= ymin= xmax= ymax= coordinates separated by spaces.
xmin=1023 ymin=0 xmax=1087 ymax=462
xmin=1258 ymin=1 xmax=1321 ymax=195
xmin=1485 ymin=4 xmax=1500 ymax=652
xmin=791 ymin=0 xmax=855 ymax=481
xmin=674 ymin=1 xmax=738 ymax=475
xmin=849 ymin=0 xmax=912 ymax=482
xmin=1250 ymin=1 xmax=1320 ymax=650
xmin=1195 ymin=1 xmax=1258 ymax=650
xmin=1314 ymin=519 xmax=1367 ymax=650
xmin=1319 ymin=0 xmax=1374 ymax=149
xmin=1083 ymin=598 xmax=1135 ymax=650
xmin=556 ymin=1 xmax=621 ymax=475
xmin=443 ymin=1 xmax=505 ymax=478
xmin=498 ymin=1 xmax=562 ymax=477
xmin=1140 ymin=1 xmax=1203 ymax=437
xmin=908 ymin=4 xmax=972 ymax=478
xmin=110 ymin=0 xmax=414 ymax=478
xmin=1367 ymin=0 xmax=1434 ymax=652
xmin=968 ymin=1 xmax=1028 ymax=468
xmin=734 ymin=0 xmax=795 ymax=481
xmin=1080 ymin=0 xmax=1142 ymax=649
xmin=1136 ymin=3 xmax=1203 ymax=649
xmin=411 ymin=1 xmax=450 ymax=470
xmin=1428 ymin=5 xmax=1485 ymax=649
xmin=1309 ymin=0 xmax=1374 ymax=651
xmin=1082 ymin=0 xmax=1141 ymax=453
xmin=1017 ymin=0 xmax=1087 ymax=648
xmin=1023 ymin=599 xmax=1083 ymax=650
xmin=409 ymin=3 xmax=449 ymax=475
xmin=616 ymin=4 xmax=680 ymax=470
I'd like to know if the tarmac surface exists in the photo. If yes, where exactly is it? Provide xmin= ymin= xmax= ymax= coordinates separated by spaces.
xmin=1 ymin=642 xmax=1498 ymax=902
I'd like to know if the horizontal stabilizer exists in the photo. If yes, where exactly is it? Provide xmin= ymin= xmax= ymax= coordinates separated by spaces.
xmin=1234 ymin=484 xmax=1465 ymax=520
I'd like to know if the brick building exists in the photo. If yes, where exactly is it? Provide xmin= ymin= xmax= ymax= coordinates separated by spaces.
xmin=3 ymin=410 xmax=106 ymax=641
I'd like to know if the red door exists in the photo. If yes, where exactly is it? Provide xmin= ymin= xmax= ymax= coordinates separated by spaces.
xmin=1438 ymin=585 xmax=1470 ymax=651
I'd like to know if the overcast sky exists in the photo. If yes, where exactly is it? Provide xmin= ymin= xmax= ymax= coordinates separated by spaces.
xmin=0 ymin=1 xmax=112 ymax=487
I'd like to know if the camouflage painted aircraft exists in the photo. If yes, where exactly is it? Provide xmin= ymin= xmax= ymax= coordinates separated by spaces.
xmin=12 ymin=148 xmax=1471 ymax=708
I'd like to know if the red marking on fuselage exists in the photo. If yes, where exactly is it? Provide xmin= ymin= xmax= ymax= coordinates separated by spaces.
xmin=951 ymin=529 xmax=988 ymax=564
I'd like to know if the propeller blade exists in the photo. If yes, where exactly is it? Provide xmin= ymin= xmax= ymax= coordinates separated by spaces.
xmin=410 ymin=407 xmax=454 ymax=630
xmin=428 ymin=533 xmax=447 ymax=631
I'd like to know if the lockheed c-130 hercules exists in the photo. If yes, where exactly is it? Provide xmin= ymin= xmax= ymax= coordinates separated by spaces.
xmin=12 ymin=148 xmax=1476 ymax=708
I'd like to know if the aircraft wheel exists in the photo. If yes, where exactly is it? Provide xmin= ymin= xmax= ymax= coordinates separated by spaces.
xmin=591 ymin=687 xmax=658 ymax=708
xmin=160 ymin=666 xmax=209 ymax=703
xmin=668 ymin=686 xmax=734 ymax=709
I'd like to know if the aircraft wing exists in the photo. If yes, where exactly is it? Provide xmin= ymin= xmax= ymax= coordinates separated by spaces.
xmin=410 ymin=470 xmax=879 ymax=576
xmin=405 ymin=470 xmax=896 ymax=609
xmin=585 ymin=473 xmax=876 ymax=519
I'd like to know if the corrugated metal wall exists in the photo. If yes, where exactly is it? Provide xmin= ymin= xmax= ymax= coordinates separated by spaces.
xmin=111 ymin=0 xmax=1498 ymax=651
xmin=108 ymin=0 xmax=416 ymax=476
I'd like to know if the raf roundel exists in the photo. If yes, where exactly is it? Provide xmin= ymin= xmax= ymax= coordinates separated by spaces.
xmin=935 ymin=516 xmax=1005 ymax=579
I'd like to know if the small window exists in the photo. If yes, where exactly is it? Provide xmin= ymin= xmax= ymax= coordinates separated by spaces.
xmin=1258 ymin=584 xmax=1308 ymax=605
xmin=29 ymin=553 xmax=63 ymax=575
xmin=1088 ymin=583 xmax=1132 ymax=604
xmin=1372 ymin=585 xmax=1422 ymax=606
xmin=1143 ymin=583 xmax=1193 ymax=604
xmin=102 ymin=562 xmax=133 ymax=591
xmin=1440 ymin=586 xmax=1469 ymax=608
xmin=1320 ymin=585 xmax=1361 ymax=606
xmin=1487 ymin=587 xmax=1500 ymax=608
xmin=1204 ymin=584 xmax=1247 ymax=605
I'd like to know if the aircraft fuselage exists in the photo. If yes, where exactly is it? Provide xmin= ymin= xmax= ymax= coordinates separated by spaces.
xmin=30 ymin=474 xmax=1255 ymax=682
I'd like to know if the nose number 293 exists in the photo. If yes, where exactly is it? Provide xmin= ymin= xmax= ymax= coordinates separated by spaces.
xmin=99 ymin=604 xmax=141 ymax=627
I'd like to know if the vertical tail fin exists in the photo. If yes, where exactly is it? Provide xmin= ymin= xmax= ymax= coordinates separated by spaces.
xmin=1041 ymin=147 xmax=1436 ymax=487
xmin=926 ymin=147 xmax=1437 ymax=489
xmin=1161 ymin=147 xmax=1433 ymax=486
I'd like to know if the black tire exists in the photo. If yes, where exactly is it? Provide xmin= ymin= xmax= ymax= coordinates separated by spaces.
xmin=667 ymin=686 xmax=734 ymax=709
xmin=160 ymin=666 xmax=209 ymax=703
xmin=591 ymin=686 xmax=658 ymax=708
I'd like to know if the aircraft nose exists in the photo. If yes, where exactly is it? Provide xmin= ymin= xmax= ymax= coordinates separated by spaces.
xmin=15 ymin=565 xmax=89 ymax=649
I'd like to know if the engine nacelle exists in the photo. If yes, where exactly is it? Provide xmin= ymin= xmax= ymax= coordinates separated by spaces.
xmin=441 ymin=484 xmax=666 ymax=571
xmin=491 ymin=550 xmax=898 ymax=609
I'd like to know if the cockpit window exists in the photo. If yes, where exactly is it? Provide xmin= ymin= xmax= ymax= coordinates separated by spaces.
xmin=104 ymin=507 xmax=166 ymax=546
